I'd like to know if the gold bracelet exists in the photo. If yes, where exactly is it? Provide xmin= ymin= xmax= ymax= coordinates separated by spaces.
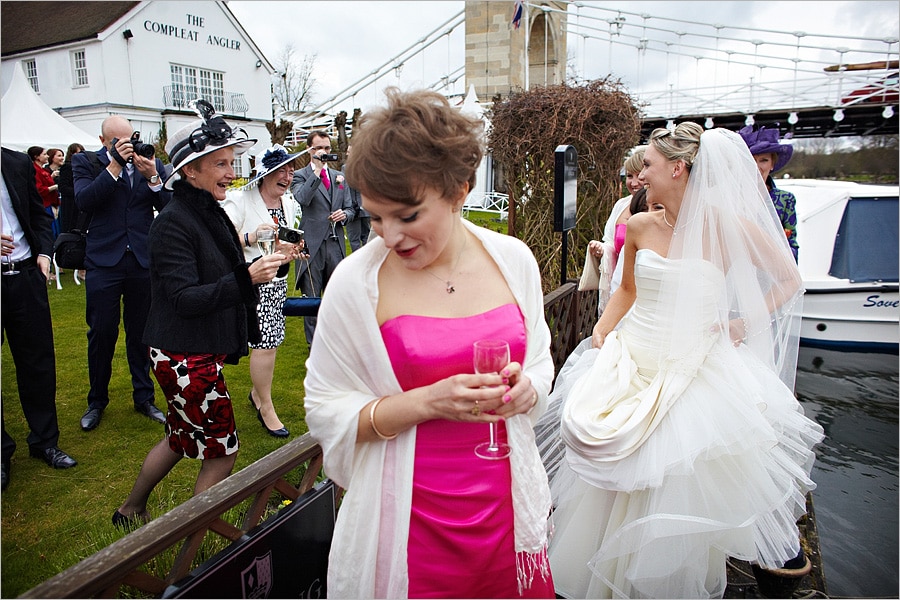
xmin=369 ymin=396 xmax=398 ymax=441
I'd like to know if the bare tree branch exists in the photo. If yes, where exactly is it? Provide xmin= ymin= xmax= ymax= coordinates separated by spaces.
xmin=490 ymin=80 xmax=641 ymax=293
xmin=272 ymin=45 xmax=317 ymax=114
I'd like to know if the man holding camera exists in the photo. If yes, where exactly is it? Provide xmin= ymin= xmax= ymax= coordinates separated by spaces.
xmin=72 ymin=115 xmax=170 ymax=432
xmin=291 ymin=130 xmax=354 ymax=345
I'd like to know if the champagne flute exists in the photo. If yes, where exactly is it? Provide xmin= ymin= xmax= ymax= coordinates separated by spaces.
xmin=473 ymin=339 xmax=511 ymax=460
xmin=2 ymin=222 xmax=18 ymax=276
xmin=256 ymin=228 xmax=277 ymax=287
xmin=256 ymin=228 xmax=276 ymax=256
xmin=1 ymin=253 xmax=16 ymax=276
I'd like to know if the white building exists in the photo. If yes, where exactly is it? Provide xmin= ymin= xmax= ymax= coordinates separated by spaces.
xmin=1 ymin=1 xmax=275 ymax=176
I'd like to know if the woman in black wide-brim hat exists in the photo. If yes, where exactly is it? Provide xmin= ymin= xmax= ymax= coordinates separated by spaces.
xmin=112 ymin=101 xmax=284 ymax=528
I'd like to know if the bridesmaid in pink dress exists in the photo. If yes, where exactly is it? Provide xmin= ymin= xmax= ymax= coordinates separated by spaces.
xmin=304 ymin=88 xmax=556 ymax=598
xmin=384 ymin=304 xmax=547 ymax=598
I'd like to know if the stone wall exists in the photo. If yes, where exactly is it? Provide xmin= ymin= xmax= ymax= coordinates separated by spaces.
xmin=465 ymin=1 xmax=567 ymax=102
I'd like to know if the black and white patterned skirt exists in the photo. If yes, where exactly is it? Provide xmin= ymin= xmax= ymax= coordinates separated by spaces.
xmin=250 ymin=277 xmax=287 ymax=350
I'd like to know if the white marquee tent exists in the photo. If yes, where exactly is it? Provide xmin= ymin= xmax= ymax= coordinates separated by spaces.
xmin=1 ymin=61 xmax=99 ymax=152
xmin=459 ymin=85 xmax=491 ymax=209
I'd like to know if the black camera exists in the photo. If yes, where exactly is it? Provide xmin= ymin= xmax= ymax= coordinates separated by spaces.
xmin=110 ymin=131 xmax=155 ymax=164
xmin=316 ymin=153 xmax=340 ymax=162
xmin=278 ymin=226 xmax=304 ymax=244
xmin=130 ymin=131 xmax=156 ymax=159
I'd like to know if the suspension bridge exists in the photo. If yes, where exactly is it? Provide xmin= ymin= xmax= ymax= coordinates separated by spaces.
xmin=283 ymin=2 xmax=898 ymax=141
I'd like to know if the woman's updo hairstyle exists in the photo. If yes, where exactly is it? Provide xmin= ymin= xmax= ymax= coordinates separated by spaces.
xmin=345 ymin=87 xmax=484 ymax=206
xmin=648 ymin=122 xmax=703 ymax=169
xmin=623 ymin=145 xmax=647 ymax=176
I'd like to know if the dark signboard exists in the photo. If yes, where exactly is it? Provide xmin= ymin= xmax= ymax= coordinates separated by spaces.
xmin=163 ymin=480 xmax=336 ymax=599
xmin=553 ymin=144 xmax=577 ymax=232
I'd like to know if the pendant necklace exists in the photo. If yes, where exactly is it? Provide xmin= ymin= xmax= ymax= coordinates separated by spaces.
xmin=422 ymin=233 xmax=468 ymax=294
xmin=663 ymin=211 xmax=676 ymax=229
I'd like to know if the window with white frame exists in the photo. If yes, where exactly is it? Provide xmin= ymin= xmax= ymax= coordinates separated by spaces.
xmin=232 ymin=157 xmax=245 ymax=178
xmin=23 ymin=59 xmax=39 ymax=93
xmin=170 ymin=64 xmax=225 ymax=112
xmin=169 ymin=64 xmax=197 ymax=108
xmin=71 ymin=49 xmax=88 ymax=87
xmin=200 ymin=70 xmax=225 ymax=112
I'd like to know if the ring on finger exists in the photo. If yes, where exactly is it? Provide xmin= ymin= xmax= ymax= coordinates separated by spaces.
xmin=470 ymin=401 xmax=482 ymax=417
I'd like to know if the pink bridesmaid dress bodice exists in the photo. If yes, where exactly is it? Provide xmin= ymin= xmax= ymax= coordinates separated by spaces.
xmin=380 ymin=303 xmax=553 ymax=598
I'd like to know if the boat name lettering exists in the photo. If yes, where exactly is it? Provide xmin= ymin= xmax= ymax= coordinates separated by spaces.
xmin=863 ymin=294 xmax=899 ymax=308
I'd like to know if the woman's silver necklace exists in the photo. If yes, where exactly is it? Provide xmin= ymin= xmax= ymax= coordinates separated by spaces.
xmin=422 ymin=234 xmax=467 ymax=294
xmin=663 ymin=211 xmax=676 ymax=229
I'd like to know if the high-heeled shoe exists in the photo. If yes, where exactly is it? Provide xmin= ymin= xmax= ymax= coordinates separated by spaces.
xmin=112 ymin=509 xmax=147 ymax=530
xmin=250 ymin=392 xmax=289 ymax=438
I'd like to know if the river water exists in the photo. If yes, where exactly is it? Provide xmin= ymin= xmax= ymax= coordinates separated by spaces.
xmin=795 ymin=346 xmax=898 ymax=598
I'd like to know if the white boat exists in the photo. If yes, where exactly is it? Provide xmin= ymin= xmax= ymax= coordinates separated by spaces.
xmin=777 ymin=179 xmax=899 ymax=353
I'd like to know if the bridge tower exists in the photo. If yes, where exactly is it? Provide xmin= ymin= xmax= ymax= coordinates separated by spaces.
xmin=465 ymin=1 xmax=568 ymax=102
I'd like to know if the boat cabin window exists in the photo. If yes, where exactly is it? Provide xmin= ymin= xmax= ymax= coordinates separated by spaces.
xmin=830 ymin=197 xmax=899 ymax=283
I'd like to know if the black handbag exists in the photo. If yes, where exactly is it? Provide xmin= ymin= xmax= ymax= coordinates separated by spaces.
xmin=52 ymin=228 xmax=87 ymax=270
xmin=282 ymin=257 xmax=321 ymax=317
xmin=53 ymin=151 xmax=100 ymax=271
xmin=282 ymin=295 xmax=321 ymax=317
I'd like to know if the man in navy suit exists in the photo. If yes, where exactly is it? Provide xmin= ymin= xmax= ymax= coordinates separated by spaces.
xmin=73 ymin=115 xmax=170 ymax=431
xmin=2 ymin=147 xmax=77 ymax=490
xmin=291 ymin=131 xmax=355 ymax=344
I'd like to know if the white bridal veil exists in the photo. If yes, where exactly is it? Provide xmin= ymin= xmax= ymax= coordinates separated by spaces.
xmin=660 ymin=127 xmax=803 ymax=391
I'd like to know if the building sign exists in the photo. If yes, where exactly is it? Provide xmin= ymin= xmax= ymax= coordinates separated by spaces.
xmin=143 ymin=13 xmax=241 ymax=50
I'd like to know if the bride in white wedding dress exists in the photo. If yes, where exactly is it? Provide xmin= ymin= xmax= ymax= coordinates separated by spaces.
xmin=538 ymin=123 xmax=824 ymax=599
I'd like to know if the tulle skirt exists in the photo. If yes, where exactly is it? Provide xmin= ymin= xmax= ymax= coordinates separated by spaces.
xmin=539 ymin=335 xmax=823 ymax=598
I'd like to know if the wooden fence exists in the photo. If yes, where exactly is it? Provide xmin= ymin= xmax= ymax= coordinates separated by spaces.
xmin=21 ymin=283 xmax=597 ymax=599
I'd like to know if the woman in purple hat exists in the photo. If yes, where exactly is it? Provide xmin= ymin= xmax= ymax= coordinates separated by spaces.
xmin=739 ymin=126 xmax=799 ymax=261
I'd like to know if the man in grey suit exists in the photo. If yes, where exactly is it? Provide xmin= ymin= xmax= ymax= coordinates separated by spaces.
xmin=291 ymin=131 xmax=354 ymax=344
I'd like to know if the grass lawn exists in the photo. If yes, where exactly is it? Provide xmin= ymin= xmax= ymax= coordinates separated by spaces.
xmin=0 ymin=268 xmax=311 ymax=597
xmin=0 ymin=211 xmax=506 ymax=596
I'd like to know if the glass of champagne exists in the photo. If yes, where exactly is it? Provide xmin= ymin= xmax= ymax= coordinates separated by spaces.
xmin=256 ymin=228 xmax=276 ymax=256
xmin=2 ymin=253 xmax=16 ymax=276
xmin=2 ymin=222 xmax=18 ymax=275
xmin=256 ymin=228 xmax=276 ymax=286
xmin=473 ymin=339 xmax=512 ymax=460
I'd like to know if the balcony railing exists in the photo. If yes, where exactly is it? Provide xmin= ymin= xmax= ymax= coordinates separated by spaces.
xmin=162 ymin=86 xmax=250 ymax=117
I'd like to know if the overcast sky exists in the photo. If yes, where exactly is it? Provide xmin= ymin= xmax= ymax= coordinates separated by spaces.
xmin=227 ymin=1 xmax=898 ymax=121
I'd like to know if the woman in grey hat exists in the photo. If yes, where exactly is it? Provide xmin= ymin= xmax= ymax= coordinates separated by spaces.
xmin=112 ymin=101 xmax=284 ymax=528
